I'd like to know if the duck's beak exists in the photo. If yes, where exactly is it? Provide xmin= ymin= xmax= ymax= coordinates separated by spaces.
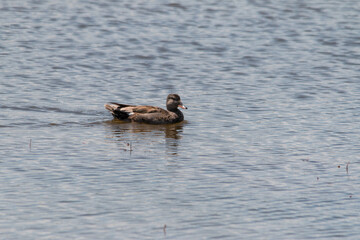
xmin=178 ymin=103 xmax=187 ymax=109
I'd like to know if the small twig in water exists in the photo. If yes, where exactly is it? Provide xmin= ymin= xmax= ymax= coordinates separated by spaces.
xmin=126 ymin=142 xmax=133 ymax=152
xmin=163 ymin=224 xmax=166 ymax=236
xmin=346 ymin=162 xmax=350 ymax=174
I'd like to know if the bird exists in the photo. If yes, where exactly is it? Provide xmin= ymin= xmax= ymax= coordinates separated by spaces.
xmin=105 ymin=94 xmax=187 ymax=124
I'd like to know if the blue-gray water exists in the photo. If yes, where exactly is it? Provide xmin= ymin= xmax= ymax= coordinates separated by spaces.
xmin=1 ymin=0 xmax=360 ymax=239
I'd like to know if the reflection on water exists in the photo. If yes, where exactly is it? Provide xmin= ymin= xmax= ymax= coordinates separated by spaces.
xmin=104 ymin=119 xmax=186 ymax=155
xmin=104 ymin=119 xmax=185 ymax=139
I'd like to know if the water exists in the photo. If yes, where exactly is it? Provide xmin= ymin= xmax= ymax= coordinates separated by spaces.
xmin=1 ymin=0 xmax=360 ymax=239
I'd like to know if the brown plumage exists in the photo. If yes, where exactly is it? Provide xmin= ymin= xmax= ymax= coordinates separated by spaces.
xmin=105 ymin=94 xmax=187 ymax=124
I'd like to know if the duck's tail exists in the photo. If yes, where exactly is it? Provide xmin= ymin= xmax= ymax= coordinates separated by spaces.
xmin=104 ymin=103 xmax=117 ymax=112
xmin=104 ymin=103 xmax=132 ymax=120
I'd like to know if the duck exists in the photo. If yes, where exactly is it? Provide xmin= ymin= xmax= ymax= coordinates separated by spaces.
xmin=105 ymin=94 xmax=187 ymax=124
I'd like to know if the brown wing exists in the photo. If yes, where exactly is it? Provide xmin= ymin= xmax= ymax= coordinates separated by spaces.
xmin=128 ymin=106 xmax=171 ymax=124
xmin=127 ymin=106 xmax=166 ymax=114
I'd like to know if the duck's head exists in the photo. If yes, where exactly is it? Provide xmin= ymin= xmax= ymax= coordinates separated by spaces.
xmin=166 ymin=94 xmax=187 ymax=111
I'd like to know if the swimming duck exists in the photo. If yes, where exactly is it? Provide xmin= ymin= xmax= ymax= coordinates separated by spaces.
xmin=105 ymin=94 xmax=187 ymax=124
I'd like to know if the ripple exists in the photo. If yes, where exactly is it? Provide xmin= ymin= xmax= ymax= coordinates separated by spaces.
xmin=165 ymin=3 xmax=187 ymax=10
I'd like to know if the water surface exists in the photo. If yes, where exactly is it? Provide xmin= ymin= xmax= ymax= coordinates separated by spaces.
xmin=1 ymin=0 xmax=360 ymax=239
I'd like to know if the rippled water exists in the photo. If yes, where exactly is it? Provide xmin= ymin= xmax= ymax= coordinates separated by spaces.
xmin=1 ymin=0 xmax=360 ymax=239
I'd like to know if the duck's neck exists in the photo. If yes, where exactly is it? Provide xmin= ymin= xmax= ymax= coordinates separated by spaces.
xmin=172 ymin=109 xmax=184 ymax=121
xmin=172 ymin=108 xmax=184 ymax=121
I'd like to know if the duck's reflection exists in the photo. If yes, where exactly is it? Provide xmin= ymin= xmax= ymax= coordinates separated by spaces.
xmin=104 ymin=119 xmax=186 ymax=155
